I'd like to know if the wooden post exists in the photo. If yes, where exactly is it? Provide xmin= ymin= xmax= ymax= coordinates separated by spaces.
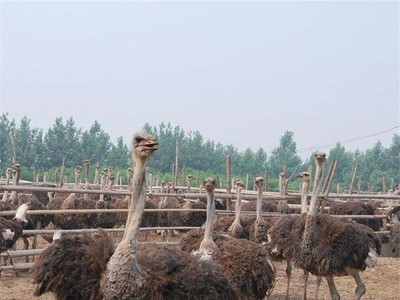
xmin=226 ymin=155 xmax=232 ymax=210
xmin=367 ymin=183 xmax=372 ymax=194
xmin=174 ymin=139 xmax=179 ymax=189
xmin=33 ymin=169 xmax=36 ymax=183
xmin=245 ymin=174 xmax=249 ymax=190
xmin=382 ymin=171 xmax=387 ymax=194
xmin=264 ymin=172 xmax=269 ymax=192
xmin=348 ymin=161 xmax=358 ymax=195
xmin=279 ymin=172 xmax=288 ymax=213
xmin=319 ymin=159 xmax=337 ymax=211
xmin=322 ymin=160 xmax=336 ymax=194
xmin=94 ymin=162 xmax=100 ymax=185
xmin=182 ymin=166 xmax=186 ymax=188
xmin=336 ymin=182 xmax=341 ymax=194
xmin=171 ymin=164 xmax=175 ymax=185
xmin=196 ymin=170 xmax=200 ymax=188
xmin=54 ymin=168 xmax=59 ymax=186
xmin=59 ymin=158 xmax=65 ymax=188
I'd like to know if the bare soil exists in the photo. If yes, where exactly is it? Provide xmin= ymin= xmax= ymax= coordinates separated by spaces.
xmin=1 ymin=234 xmax=399 ymax=300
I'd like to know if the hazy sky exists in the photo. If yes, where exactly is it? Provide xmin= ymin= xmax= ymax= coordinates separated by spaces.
xmin=1 ymin=1 xmax=399 ymax=159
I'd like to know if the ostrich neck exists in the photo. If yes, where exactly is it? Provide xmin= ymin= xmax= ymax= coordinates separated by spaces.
xmin=74 ymin=174 xmax=80 ymax=189
xmin=233 ymin=190 xmax=242 ymax=224
xmin=302 ymin=161 xmax=324 ymax=251
xmin=300 ymin=181 xmax=310 ymax=214
xmin=203 ymin=191 xmax=215 ymax=242
xmin=308 ymin=164 xmax=323 ymax=216
xmin=124 ymin=159 xmax=147 ymax=244
xmin=256 ymin=186 xmax=263 ymax=221
xmin=85 ymin=166 xmax=89 ymax=186
xmin=100 ymin=177 xmax=106 ymax=201
xmin=11 ymin=171 xmax=20 ymax=199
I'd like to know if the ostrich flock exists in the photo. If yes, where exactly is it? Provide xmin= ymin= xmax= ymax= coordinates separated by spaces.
xmin=0 ymin=131 xmax=399 ymax=300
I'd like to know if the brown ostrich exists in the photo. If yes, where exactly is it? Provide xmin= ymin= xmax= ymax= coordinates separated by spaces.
xmin=94 ymin=172 xmax=118 ymax=229
xmin=0 ymin=203 xmax=29 ymax=253
xmin=248 ymin=177 xmax=276 ymax=243
xmin=227 ymin=179 xmax=247 ymax=239
xmin=101 ymin=131 xmax=240 ymax=299
xmin=32 ymin=228 xmax=115 ymax=300
xmin=180 ymin=177 xmax=276 ymax=299
xmin=213 ymin=180 xmax=255 ymax=239
xmin=328 ymin=201 xmax=383 ymax=231
xmin=157 ymin=194 xmax=181 ymax=241
xmin=269 ymin=152 xmax=382 ymax=300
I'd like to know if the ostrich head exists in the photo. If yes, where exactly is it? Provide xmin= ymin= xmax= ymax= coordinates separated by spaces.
xmin=82 ymin=159 xmax=90 ymax=167
xmin=75 ymin=165 xmax=83 ymax=175
xmin=315 ymin=152 xmax=326 ymax=163
xmin=254 ymin=177 xmax=264 ymax=189
xmin=204 ymin=177 xmax=216 ymax=192
xmin=131 ymin=131 xmax=158 ymax=161
xmin=12 ymin=163 xmax=21 ymax=172
xmin=298 ymin=172 xmax=311 ymax=183
xmin=234 ymin=179 xmax=244 ymax=192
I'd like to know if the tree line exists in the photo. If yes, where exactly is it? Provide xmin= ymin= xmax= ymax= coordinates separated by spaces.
xmin=0 ymin=113 xmax=399 ymax=192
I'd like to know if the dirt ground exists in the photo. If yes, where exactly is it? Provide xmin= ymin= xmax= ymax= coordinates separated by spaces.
xmin=1 ymin=233 xmax=399 ymax=300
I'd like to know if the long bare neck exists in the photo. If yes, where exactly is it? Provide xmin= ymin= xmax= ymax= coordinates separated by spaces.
xmin=308 ymin=164 xmax=323 ymax=216
xmin=256 ymin=185 xmax=263 ymax=221
xmin=233 ymin=189 xmax=242 ymax=224
xmin=300 ymin=181 xmax=310 ymax=214
xmin=11 ymin=171 xmax=20 ymax=200
xmin=124 ymin=159 xmax=147 ymax=243
xmin=203 ymin=190 xmax=215 ymax=242
xmin=85 ymin=166 xmax=89 ymax=187
xmin=74 ymin=173 xmax=80 ymax=189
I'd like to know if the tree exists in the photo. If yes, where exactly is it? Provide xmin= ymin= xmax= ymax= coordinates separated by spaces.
xmin=43 ymin=117 xmax=82 ymax=168
xmin=268 ymin=131 xmax=302 ymax=178
xmin=107 ymin=136 xmax=130 ymax=168
xmin=81 ymin=121 xmax=112 ymax=165
xmin=0 ymin=113 xmax=14 ymax=169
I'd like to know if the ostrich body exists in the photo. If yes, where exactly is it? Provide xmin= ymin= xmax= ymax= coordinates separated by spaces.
xmin=181 ymin=177 xmax=276 ymax=299
xmin=0 ymin=204 xmax=28 ymax=252
xmin=101 ymin=132 xmax=240 ymax=299
xmin=32 ymin=229 xmax=114 ymax=300
xmin=328 ymin=201 xmax=383 ymax=231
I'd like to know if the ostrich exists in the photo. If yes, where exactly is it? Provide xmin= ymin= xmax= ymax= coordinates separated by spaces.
xmin=227 ymin=179 xmax=247 ymax=238
xmin=180 ymin=177 xmax=276 ymax=299
xmin=94 ymin=171 xmax=118 ymax=229
xmin=0 ymin=168 xmax=16 ymax=219
xmin=248 ymin=177 xmax=276 ymax=243
xmin=328 ymin=201 xmax=383 ymax=231
xmin=269 ymin=152 xmax=381 ymax=300
xmin=214 ymin=179 xmax=255 ymax=238
xmin=33 ymin=132 xmax=240 ymax=300
xmin=101 ymin=131 xmax=240 ymax=299
xmin=0 ymin=203 xmax=29 ymax=253
xmin=10 ymin=163 xmax=22 ymax=205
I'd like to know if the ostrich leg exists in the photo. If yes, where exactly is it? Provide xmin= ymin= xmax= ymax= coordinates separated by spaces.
xmin=302 ymin=270 xmax=309 ymax=300
xmin=346 ymin=268 xmax=366 ymax=300
xmin=285 ymin=259 xmax=292 ymax=300
xmin=314 ymin=276 xmax=322 ymax=300
xmin=326 ymin=275 xmax=340 ymax=300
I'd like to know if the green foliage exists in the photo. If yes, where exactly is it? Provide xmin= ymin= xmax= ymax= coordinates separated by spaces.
xmin=0 ymin=115 xmax=398 ymax=193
